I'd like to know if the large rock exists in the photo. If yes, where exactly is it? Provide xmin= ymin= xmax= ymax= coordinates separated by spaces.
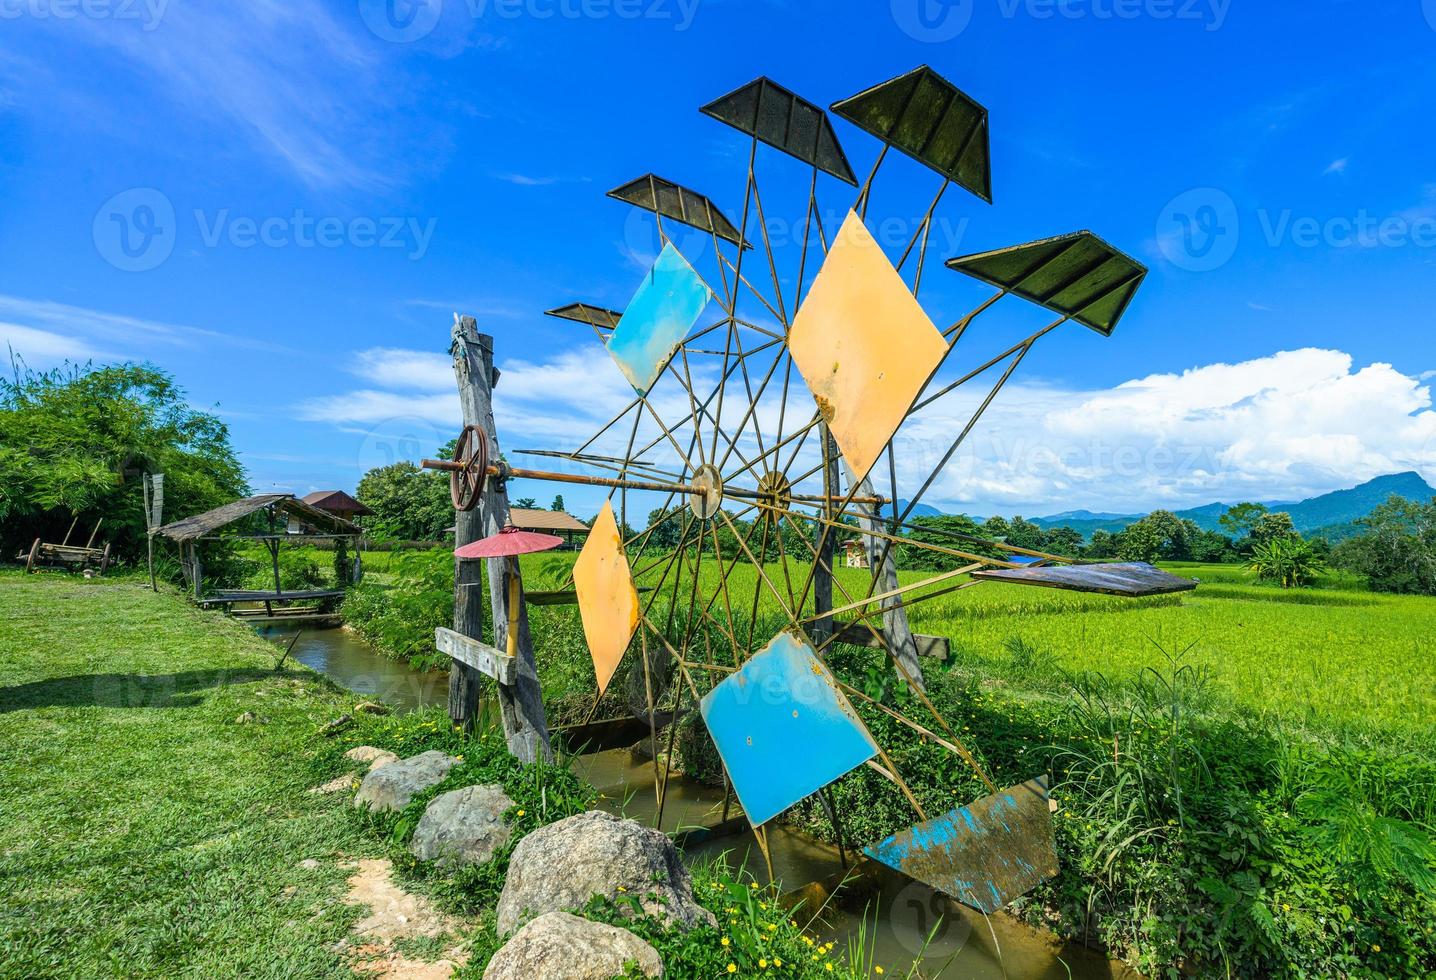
xmin=353 ymin=751 xmax=459 ymax=813
xmin=410 ymin=784 xmax=514 ymax=867
xmin=496 ymin=810 xmax=715 ymax=936
xmin=484 ymin=912 xmax=662 ymax=979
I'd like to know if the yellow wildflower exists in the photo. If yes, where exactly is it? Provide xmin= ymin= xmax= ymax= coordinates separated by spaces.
xmin=727 ymin=965 xmax=737 ymax=974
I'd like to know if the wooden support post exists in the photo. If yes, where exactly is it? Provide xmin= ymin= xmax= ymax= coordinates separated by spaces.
xmin=268 ymin=539 xmax=282 ymax=597
xmin=191 ymin=542 xmax=204 ymax=601
xmin=855 ymin=477 xmax=925 ymax=692
xmin=451 ymin=315 xmax=553 ymax=763
xmin=810 ymin=425 xmax=840 ymax=645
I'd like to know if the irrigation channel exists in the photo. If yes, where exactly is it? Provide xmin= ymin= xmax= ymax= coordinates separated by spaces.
xmin=259 ymin=625 xmax=1139 ymax=980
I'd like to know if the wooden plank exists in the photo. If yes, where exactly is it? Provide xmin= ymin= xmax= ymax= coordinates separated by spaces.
xmin=451 ymin=317 xmax=553 ymax=763
xmin=970 ymin=561 xmax=1197 ymax=597
xmin=527 ymin=586 xmax=652 ymax=607
xmin=831 ymin=620 xmax=950 ymax=661
xmin=435 ymin=627 xmax=517 ymax=685
xmin=854 ymin=478 xmax=925 ymax=690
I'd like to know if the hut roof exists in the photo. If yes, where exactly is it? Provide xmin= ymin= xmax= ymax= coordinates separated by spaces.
xmin=156 ymin=494 xmax=361 ymax=542
xmin=301 ymin=489 xmax=374 ymax=516
xmin=509 ymin=508 xmax=589 ymax=533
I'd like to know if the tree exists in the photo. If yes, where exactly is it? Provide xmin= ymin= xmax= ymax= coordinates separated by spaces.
xmin=0 ymin=362 xmax=246 ymax=561
xmin=1117 ymin=518 xmax=1163 ymax=562
xmin=644 ymin=507 xmax=684 ymax=551
xmin=1118 ymin=510 xmax=1193 ymax=562
xmin=1042 ymin=526 xmax=1085 ymax=558
xmin=899 ymin=514 xmax=991 ymax=571
xmin=1251 ymin=511 xmax=1299 ymax=547
xmin=550 ymin=494 xmax=566 ymax=512
xmin=514 ymin=497 xmax=537 ymax=509
xmin=1005 ymin=516 xmax=1046 ymax=552
xmin=1249 ymin=536 xmax=1326 ymax=588
xmin=1219 ymin=502 xmax=1269 ymax=539
xmin=1331 ymin=495 xmax=1436 ymax=595
xmin=1087 ymin=528 xmax=1119 ymax=559
xmin=355 ymin=461 xmax=451 ymax=541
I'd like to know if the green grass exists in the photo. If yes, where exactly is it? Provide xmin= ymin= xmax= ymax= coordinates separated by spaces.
xmin=0 ymin=570 xmax=869 ymax=979
xmin=340 ymin=546 xmax=1436 ymax=741
xmin=0 ymin=571 xmax=377 ymax=978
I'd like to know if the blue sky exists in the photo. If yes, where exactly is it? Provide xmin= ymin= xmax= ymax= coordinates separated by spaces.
xmin=2 ymin=0 xmax=1435 ymax=520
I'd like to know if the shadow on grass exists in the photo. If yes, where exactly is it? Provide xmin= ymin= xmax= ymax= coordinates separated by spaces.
xmin=0 ymin=669 xmax=279 ymax=713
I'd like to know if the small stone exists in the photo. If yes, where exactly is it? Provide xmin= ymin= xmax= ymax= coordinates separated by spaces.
xmin=345 ymin=746 xmax=399 ymax=771
xmin=410 ymin=785 xmax=514 ymax=867
xmin=299 ymin=859 xmax=321 ymax=870
xmin=484 ymin=912 xmax=663 ymax=980
xmin=235 ymin=711 xmax=256 ymax=724
xmin=354 ymin=701 xmax=390 ymax=716
xmin=310 ymin=774 xmax=359 ymax=795
xmin=354 ymin=751 xmax=460 ymax=813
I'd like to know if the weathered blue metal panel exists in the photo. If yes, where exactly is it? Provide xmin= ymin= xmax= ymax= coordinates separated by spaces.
xmin=606 ymin=243 xmax=712 ymax=396
xmin=699 ymin=632 xmax=878 ymax=827
xmin=863 ymin=776 xmax=1058 ymax=914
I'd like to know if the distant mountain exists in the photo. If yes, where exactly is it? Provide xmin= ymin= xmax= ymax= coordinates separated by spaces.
xmin=897 ymin=499 xmax=944 ymax=518
xmin=1283 ymin=472 xmax=1434 ymax=532
xmin=1027 ymin=472 xmax=1435 ymax=539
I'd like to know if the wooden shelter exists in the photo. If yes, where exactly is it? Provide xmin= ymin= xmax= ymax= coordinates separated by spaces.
xmin=294 ymin=490 xmax=372 ymax=531
xmin=154 ymin=494 xmax=361 ymax=622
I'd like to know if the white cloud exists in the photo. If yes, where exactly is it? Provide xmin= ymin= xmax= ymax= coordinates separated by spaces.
xmin=903 ymin=349 xmax=1436 ymax=513
xmin=1324 ymin=158 xmax=1349 ymax=175
xmin=0 ymin=294 xmax=293 ymax=356
xmin=0 ymin=322 xmax=104 ymax=365
xmin=300 ymin=344 xmax=1436 ymax=516
xmin=351 ymin=348 xmax=454 ymax=391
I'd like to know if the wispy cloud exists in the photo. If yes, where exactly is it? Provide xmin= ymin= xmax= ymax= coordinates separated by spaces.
xmin=1324 ymin=157 xmax=1349 ymax=175
xmin=22 ymin=1 xmax=419 ymax=192
xmin=490 ymin=172 xmax=593 ymax=187
xmin=0 ymin=294 xmax=296 ymax=359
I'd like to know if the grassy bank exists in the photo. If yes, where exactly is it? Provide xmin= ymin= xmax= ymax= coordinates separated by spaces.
xmin=0 ymin=571 xmax=376 ymax=977
xmin=341 ymin=550 xmax=1436 ymax=975
xmin=0 ymin=571 xmax=873 ymax=979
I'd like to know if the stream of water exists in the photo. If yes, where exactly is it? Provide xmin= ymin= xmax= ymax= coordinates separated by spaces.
xmin=259 ymin=625 xmax=1137 ymax=980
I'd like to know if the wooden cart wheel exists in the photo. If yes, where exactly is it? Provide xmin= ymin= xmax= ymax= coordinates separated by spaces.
xmin=450 ymin=424 xmax=489 ymax=513
xmin=25 ymin=538 xmax=40 ymax=574
xmin=99 ymin=543 xmax=112 ymax=575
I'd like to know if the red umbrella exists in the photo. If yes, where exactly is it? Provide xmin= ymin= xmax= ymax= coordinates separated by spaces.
xmin=454 ymin=522 xmax=563 ymax=559
xmin=453 ymin=520 xmax=565 ymax=666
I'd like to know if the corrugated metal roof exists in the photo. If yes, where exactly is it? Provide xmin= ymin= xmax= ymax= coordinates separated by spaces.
xmin=509 ymin=508 xmax=589 ymax=532
xmin=301 ymin=490 xmax=373 ymax=515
